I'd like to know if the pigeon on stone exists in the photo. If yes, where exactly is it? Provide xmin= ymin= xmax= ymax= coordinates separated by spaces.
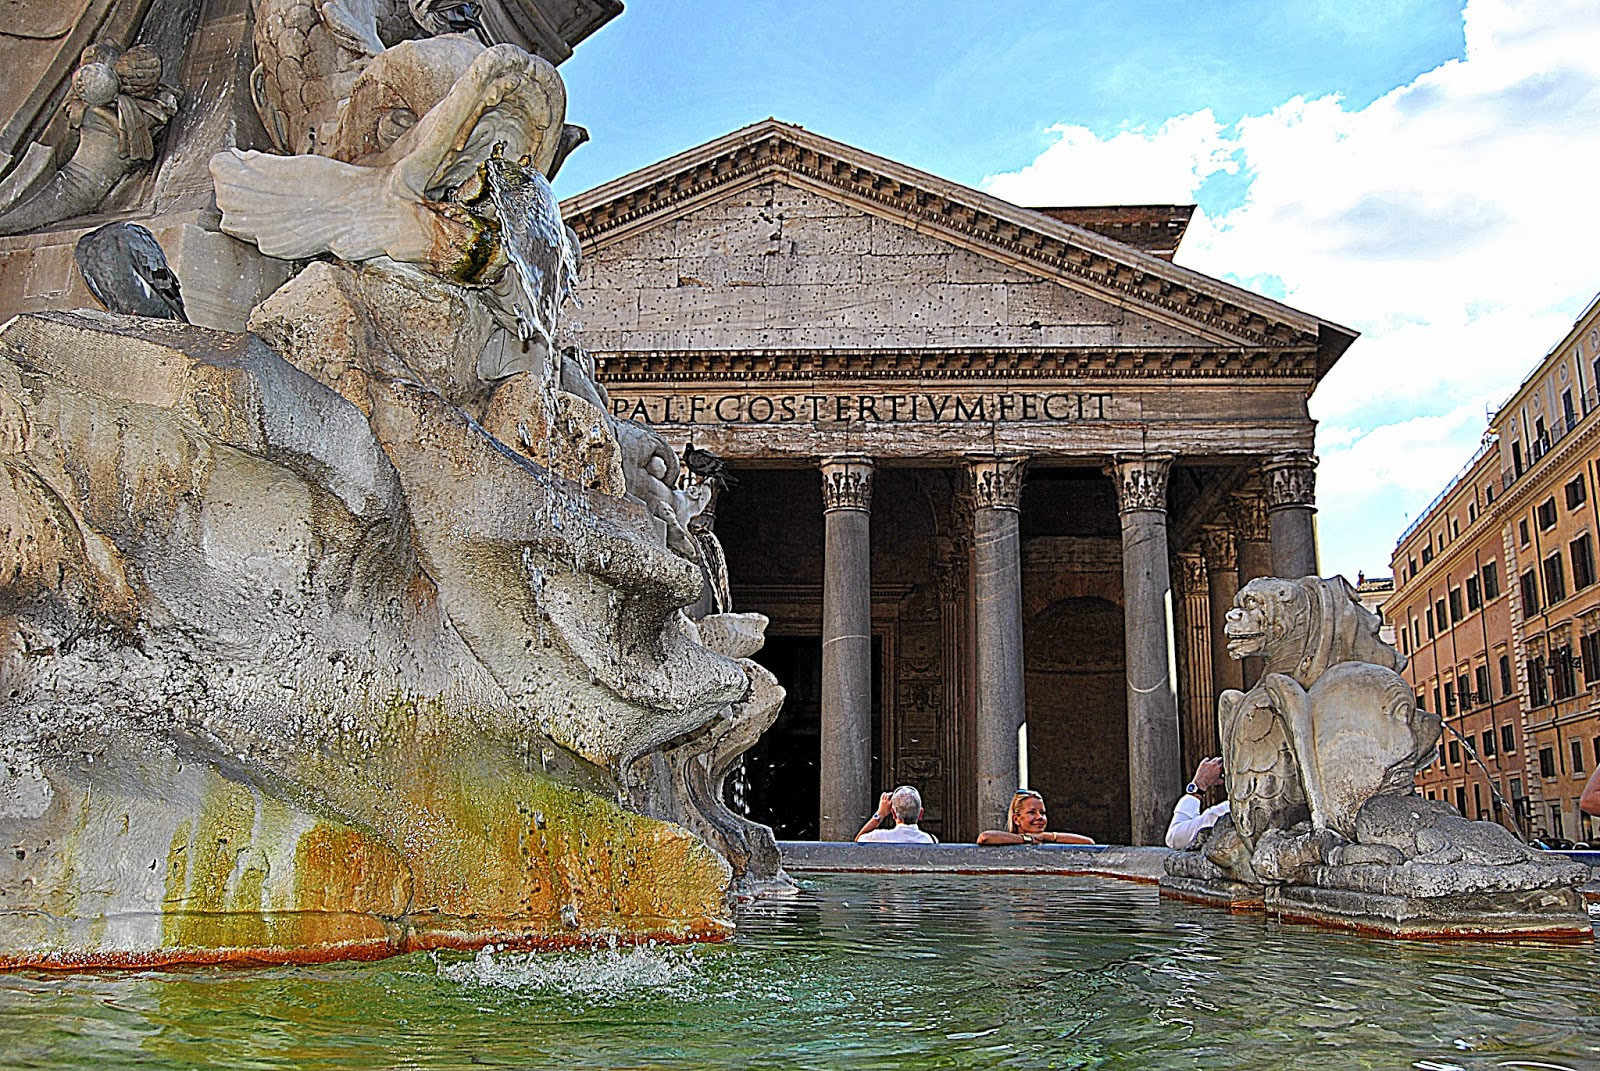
xmin=683 ymin=443 xmax=736 ymax=490
xmin=74 ymin=221 xmax=187 ymax=321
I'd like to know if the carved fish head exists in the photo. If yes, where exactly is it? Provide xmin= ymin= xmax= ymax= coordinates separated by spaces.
xmin=211 ymin=37 xmax=566 ymax=286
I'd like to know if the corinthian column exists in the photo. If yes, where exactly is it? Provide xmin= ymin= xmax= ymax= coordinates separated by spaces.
xmin=819 ymin=455 xmax=874 ymax=840
xmin=1202 ymin=524 xmax=1246 ymax=700
xmin=1176 ymin=550 xmax=1215 ymax=775
xmin=967 ymin=455 xmax=1027 ymax=832
xmin=1110 ymin=453 xmax=1182 ymax=845
xmin=1262 ymin=451 xmax=1319 ymax=579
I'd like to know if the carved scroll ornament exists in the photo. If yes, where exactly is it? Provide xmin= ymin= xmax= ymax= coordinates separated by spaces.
xmin=821 ymin=454 xmax=875 ymax=512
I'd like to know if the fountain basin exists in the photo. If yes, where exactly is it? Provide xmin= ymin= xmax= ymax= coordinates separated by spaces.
xmin=2 ymin=872 xmax=1596 ymax=1069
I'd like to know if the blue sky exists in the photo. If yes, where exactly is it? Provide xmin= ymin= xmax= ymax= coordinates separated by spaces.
xmin=555 ymin=1 xmax=1600 ymax=581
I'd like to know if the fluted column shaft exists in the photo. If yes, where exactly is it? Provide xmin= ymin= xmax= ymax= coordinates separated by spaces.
xmin=1203 ymin=525 xmax=1246 ymax=702
xmin=1111 ymin=454 xmax=1182 ymax=845
xmin=968 ymin=456 xmax=1027 ymax=832
xmin=819 ymin=455 xmax=874 ymax=840
xmin=1263 ymin=452 xmax=1319 ymax=579
xmin=1176 ymin=551 xmax=1216 ymax=774
xmin=1229 ymin=490 xmax=1273 ymax=689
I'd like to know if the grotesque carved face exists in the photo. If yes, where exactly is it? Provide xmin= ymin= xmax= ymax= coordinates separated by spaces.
xmin=1224 ymin=578 xmax=1301 ymax=660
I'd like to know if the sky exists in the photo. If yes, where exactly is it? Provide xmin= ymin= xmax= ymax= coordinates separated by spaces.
xmin=553 ymin=0 xmax=1600 ymax=581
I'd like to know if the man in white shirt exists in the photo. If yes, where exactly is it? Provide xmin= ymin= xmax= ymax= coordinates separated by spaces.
xmin=1167 ymin=756 xmax=1229 ymax=850
xmin=855 ymin=785 xmax=937 ymax=843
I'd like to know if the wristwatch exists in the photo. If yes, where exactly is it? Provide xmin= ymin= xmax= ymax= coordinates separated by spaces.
xmin=1185 ymin=782 xmax=1200 ymax=796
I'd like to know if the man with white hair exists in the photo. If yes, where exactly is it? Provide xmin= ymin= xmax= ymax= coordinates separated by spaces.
xmin=855 ymin=785 xmax=937 ymax=843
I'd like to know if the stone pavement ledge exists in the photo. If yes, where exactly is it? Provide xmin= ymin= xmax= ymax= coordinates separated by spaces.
xmin=778 ymin=841 xmax=1171 ymax=884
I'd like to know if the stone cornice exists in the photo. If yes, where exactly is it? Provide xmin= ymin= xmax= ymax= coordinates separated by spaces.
xmin=562 ymin=120 xmax=1354 ymax=367
xmin=593 ymin=347 xmax=1319 ymax=381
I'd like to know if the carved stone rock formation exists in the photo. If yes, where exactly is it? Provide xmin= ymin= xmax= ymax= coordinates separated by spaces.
xmin=0 ymin=6 xmax=781 ymax=968
xmin=1162 ymin=575 xmax=1591 ymax=937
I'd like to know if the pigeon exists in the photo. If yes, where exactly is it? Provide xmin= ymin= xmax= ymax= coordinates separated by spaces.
xmin=74 ymin=221 xmax=187 ymax=321
xmin=682 ymin=443 xmax=736 ymax=490
xmin=547 ymin=123 xmax=589 ymax=182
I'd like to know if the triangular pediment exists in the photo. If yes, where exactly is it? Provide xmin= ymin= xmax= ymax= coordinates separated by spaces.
xmin=562 ymin=120 xmax=1357 ymax=377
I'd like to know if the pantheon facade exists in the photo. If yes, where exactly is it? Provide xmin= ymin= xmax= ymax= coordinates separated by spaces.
xmin=563 ymin=120 xmax=1355 ymax=844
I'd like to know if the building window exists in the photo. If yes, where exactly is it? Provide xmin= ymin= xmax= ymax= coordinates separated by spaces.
xmin=1475 ymin=663 xmax=1490 ymax=704
xmin=1433 ymin=685 xmax=1442 ymax=714
xmin=1544 ymin=551 xmax=1566 ymax=603
xmin=1444 ymin=680 xmax=1456 ymax=715
xmin=1469 ymin=501 xmax=1478 ymax=522
xmin=1529 ymin=656 xmax=1549 ymax=705
xmin=1482 ymin=561 xmax=1500 ymax=600
xmin=1583 ymin=631 xmax=1600 ymax=684
xmin=1572 ymin=533 xmax=1596 ymax=590
xmin=1567 ymin=473 xmax=1587 ymax=509
xmin=1455 ymin=786 xmax=1468 ymax=815
xmin=1448 ymin=739 xmax=1460 ymax=765
xmin=1519 ymin=518 xmax=1530 ymax=546
xmin=1521 ymin=569 xmax=1541 ymax=616
xmin=1422 ymin=544 xmax=1434 ymax=565
xmin=1539 ymin=746 xmax=1557 ymax=778
xmin=1448 ymin=588 xmax=1464 ymax=624
xmin=1572 ymin=739 xmax=1586 ymax=775
xmin=1438 ymin=532 xmax=1445 ymax=552
xmin=1502 ymin=723 xmax=1516 ymax=754
xmin=1412 ymin=619 xmax=1420 ymax=648
xmin=1594 ymin=736 xmax=1600 ymax=764
xmin=1552 ymin=645 xmax=1578 ymax=700
xmin=1466 ymin=574 xmax=1482 ymax=610
xmin=1399 ymin=630 xmax=1409 ymax=654
xmin=1499 ymin=654 xmax=1513 ymax=695
xmin=1538 ymin=498 xmax=1558 ymax=529
xmin=1435 ymin=597 xmax=1448 ymax=631
xmin=1485 ymin=484 xmax=1496 ymax=505
xmin=1457 ymin=672 xmax=1472 ymax=710
xmin=1481 ymin=729 xmax=1497 ymax=757
xmin=1426 ymin=606 xmax=1436 ymax=638
xmin=1415 ymin=693 xmax=1426 ymax=712
xmin=1451 ymin=518 xmax=1460 ymax=539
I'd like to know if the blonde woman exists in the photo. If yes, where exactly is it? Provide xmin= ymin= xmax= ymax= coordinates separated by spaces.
xmin=977 ymin=789 xmax=1094 ymax=845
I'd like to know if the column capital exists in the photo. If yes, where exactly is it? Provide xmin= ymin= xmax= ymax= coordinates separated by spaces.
xmin=1176 ymin=550 xmax=1208 ymax=594
xmin=966 ymin=455 xmax=1028 ymax=512
xmin=1261 ymin=451 xmax=1317 ymax=512
xmin=1201 ymin=524 xmax=1237 ymax=573
xmin=1109 ymin=453 xmax=1174 ymax=514
xmin=820 ymin=454 xmax=875 ymax=512
xmin=1228 ymin=489 xmax=1271 ymax=542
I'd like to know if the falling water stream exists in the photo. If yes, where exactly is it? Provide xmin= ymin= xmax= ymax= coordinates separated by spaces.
xmin=3 ymin=873 xmax=1595 ymax=1070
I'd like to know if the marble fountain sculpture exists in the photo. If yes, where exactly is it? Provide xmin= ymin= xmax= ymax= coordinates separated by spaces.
xmin=1163 ymin=576 xmax=1592 ymax=937
xmin=0 ymin=1 xmax=787 ymax=969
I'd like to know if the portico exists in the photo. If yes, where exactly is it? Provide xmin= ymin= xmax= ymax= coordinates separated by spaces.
xmin=563 ymin=120 xmax=1355 ymax=843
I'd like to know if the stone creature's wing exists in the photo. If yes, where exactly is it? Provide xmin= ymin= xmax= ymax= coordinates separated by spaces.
xmin=210 ymin=149 xmax=424 ymax=262
xmin=1217 ymin=678 xmax=1306 ymax=842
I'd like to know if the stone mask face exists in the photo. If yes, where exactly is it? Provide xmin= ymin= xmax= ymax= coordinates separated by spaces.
xmin=1224 ymin=577 xmax=1301 ymax=660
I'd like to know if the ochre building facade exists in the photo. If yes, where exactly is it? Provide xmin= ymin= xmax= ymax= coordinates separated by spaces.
xmin=1390 ymin=293 xmax=1600 ymax=845
xmin=565 ymin=121 xmax=1357 ymax=844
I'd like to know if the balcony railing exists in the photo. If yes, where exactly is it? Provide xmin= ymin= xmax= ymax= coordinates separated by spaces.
xmin=1499 ymin=385 xmax=1598 ymax=494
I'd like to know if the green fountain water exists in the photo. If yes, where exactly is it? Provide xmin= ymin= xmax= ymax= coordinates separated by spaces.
xmin=4 ymin=874 xmax=1596 ymax=1070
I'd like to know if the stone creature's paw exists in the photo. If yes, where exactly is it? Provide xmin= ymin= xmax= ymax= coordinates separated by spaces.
xmin=1250 ymin=824 xmax=1345 ymax=884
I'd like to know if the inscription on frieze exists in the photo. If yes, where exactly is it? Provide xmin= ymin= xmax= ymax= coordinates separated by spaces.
xmin=608 ymin=389 xmax=1118 ymax=426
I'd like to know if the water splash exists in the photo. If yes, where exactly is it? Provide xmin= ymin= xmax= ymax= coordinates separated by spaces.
xmin=482 ymin=145 xmax=577 ymax=362
xmin=437 ymin=941 xmax=704 ymax=1002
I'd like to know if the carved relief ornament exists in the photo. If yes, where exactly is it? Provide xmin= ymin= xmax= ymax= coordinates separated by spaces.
xmin=1262 ymin=452 xmax=1317 ymax=512
xmin=967 ymin=456 xmax=1027 ymax=512
xmin=1110 ymin=453 xmax=1173 ymax=514
xmin=821 ymin=454 xmax=875 ymax=512
xmin=1228 ymin=490 xmax=1271 ymax=542
xmin=1201 ymin=525 xmax=1238 ymax=573
xmin=1177 ymin=551 xmax=1209 ymax=593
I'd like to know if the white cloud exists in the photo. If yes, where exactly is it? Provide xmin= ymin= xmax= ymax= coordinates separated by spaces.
xmin=980 ymin=0 xmax=1600 ymax=578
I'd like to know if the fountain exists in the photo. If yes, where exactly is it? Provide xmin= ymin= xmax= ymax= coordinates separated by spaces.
xmin=0 ymin=0 xmax=787 ymax=969
xmin=1162 ymin=576 xmax=1592 ymax=936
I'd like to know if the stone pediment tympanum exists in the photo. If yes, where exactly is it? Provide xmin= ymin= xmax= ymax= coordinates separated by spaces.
xmin=561 ymin=119 xmax=1356 ymax=381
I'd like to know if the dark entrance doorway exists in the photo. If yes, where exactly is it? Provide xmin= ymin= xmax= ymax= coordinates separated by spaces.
xmin=737 ymin=634 xmax=883 ymax=839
